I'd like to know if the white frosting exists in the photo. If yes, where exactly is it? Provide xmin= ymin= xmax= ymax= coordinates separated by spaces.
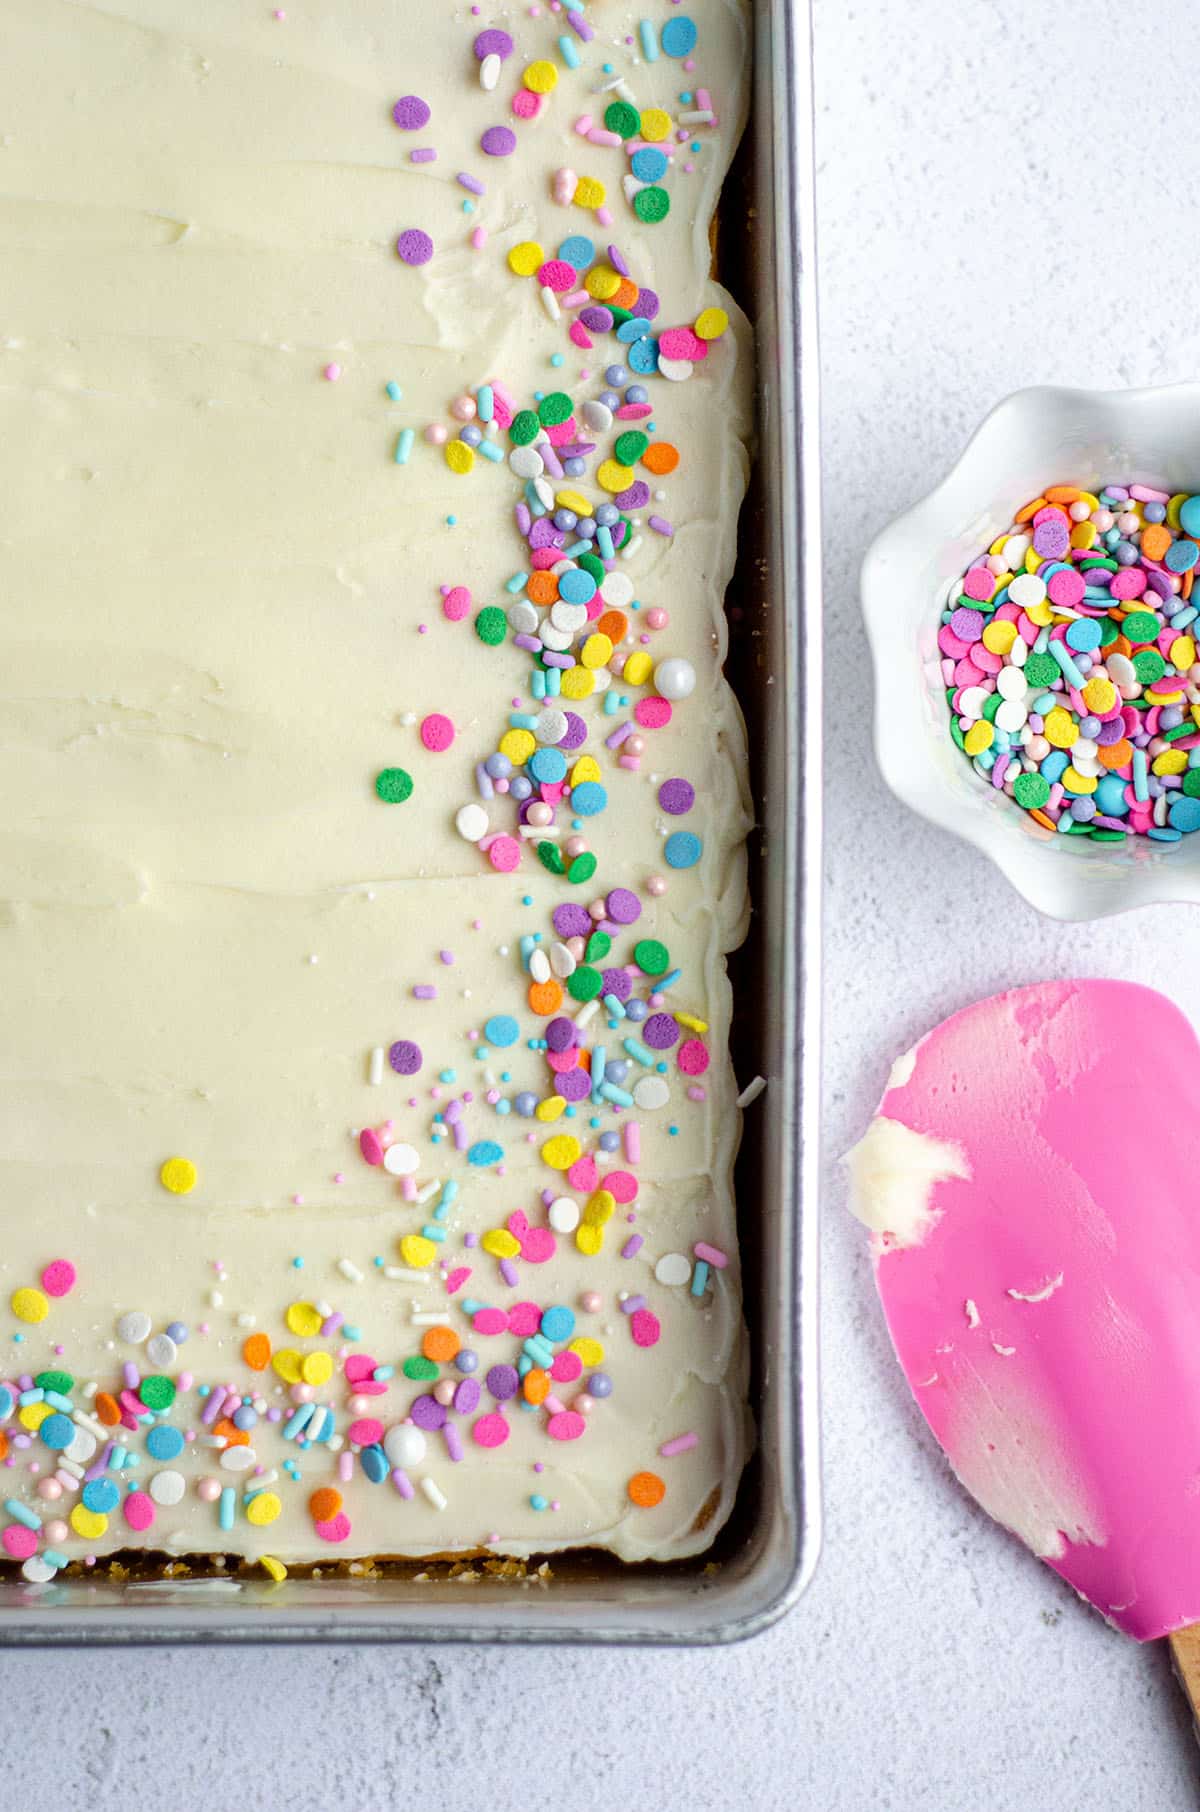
xmin=845 ymin=1117 xmax=971 ymax=1250
xmin=0 ymin=0 xmax=756 ymax=1568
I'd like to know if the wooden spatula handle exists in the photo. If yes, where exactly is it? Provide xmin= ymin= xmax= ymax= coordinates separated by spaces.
xmin=1168 ymin=1624 xmax=1200 ymax=1720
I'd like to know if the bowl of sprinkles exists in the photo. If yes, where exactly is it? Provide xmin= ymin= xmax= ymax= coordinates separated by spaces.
xmin=862 ymin=381 xmax=1200 ymax=919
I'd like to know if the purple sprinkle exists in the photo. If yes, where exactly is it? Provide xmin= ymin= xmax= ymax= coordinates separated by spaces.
xmin=412 ymin=985 xmax=437 ymax=1000
xmin=607 ymin=244 xmax=632 ymax=278
xmin=649 ymin=515 xmax=674 ymax=537
xmin=579 ymin=305 xmax=614 ymax=333
xmin=515 ymin=502 xmax=532 ymax=536
xmin=410 ymin=1394 xmax=446 ymax=1431
xmin=643 ymin=1012 xmax=680 ymax=1050
xmin=396 ymin=228 xmax=434 ymax=267
xmin=543 ymin=651 xmax=574 ymax=669
xmin=637 ymin=287 xmax=661 ymax=320
xmin=410 ymin=147 xmax=437 ymax=164
xmin=457 ymin=171 xmax=486 ymax=195
xmin=557 ymin=1068 xmax=592 ymax=1102
xmin=388 ymin=1039 xmax=422 ymax=1075
xmin=453 ymin=1377 xmax=481 ymax=1416
xmin=480 ymin=126 xmax=517 ymax=158
xmin=616 ymin=481 xmax=651 ymax=510
xmin=473 ymin=28 xmax=514 ymax=59
xmin=658 ymin=777 xmax=695 ymax=815
xmin=546 ymin=1017 xmax=577 ymax=1052
xmin=559 ymin=711 xmax=588 ymax=750
xmin=392 ymin=95 xmax=431 ymax=131
xmin=486 ymin=1364 xmax=519 ymax=1402
xmin=475 ymin=762 xmax=495 ymax=799
xmin=499 ymin=1258 xmax=519 ymax=1287
xmin=601 ymin=967 xmax=633 ymax=1002
xmin=553 ymin=903 xmax=592 ymax=939
xmin=392 ymin=1468 xmax=415 ymax=1498
xmin=606 ymin=721 xmax=633 ymax=750
xmin=568 ymin=10 xmax=594 ymax=40
xmin=464 ymin=1231 xmax=479 ymax=1249
xmin=439 ymin=949 xmax=455 ymax=966
xmin=514 ymin=634 xmax=541 ymax=652
xmin=444 ymin=1423 xmax=464 ymax=1462
xmin=620 ymin=1294 xmax=647 ymax=1314
xmin=621 ymin=1235 xmax=644 ymax=1259
xmin=605 ymin=887 xmax=642 ymax=925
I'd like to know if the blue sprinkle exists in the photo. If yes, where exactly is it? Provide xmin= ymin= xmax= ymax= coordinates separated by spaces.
xmin=484 ymin=1015 xmax=520 ymax=1048
xmin=664 ymin=831 xmax=702 ymax=869
xmin=661 ymin=15 xmax=698 ymax=57
xmin=468 ymin=1140 xmax=504 ymax=1167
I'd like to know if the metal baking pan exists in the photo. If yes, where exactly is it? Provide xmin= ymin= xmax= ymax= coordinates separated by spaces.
xmin=0 ymin=0 xmax=821 ymax=1646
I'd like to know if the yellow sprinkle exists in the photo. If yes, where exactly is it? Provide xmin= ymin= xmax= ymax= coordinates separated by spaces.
xmin=1171 ymin=635 xmax=1197 ymax=671
xmin=623 ymin=651 xmax=653 ymax=686
xmin=1069 ymin=521 xmax=1098 ymax=550
xmin=1146 ymin=688 xmax=1185 ymax=707
xmin=596 ymin=459 xmax=634 ymax=493
xmin=585 ymin=266 xmax=621 ymax=300
xmin=400 ymin=1234 xmax=437 ymax=1269
xmin=159 ymin=1156 xmax=197 ymax=1196
xmin=260 ymin=1554 xmax=288 ymax=1581
xmin=10 ymin=1288 xmax=48 ymax=1325
xmin=675 ymin=1012 xmax=709 ymax=1034
xmin=523 ymin=59 xmax=558 ymax=93
xmin=499 ymin=728 xmax=536 ymax=765
xmin=1153 ymin=750 xmax=1189 ymax=776
xmin=573 ymin=176 xmax=606 ymax=209
xmin=570 ymin=755 xmax=602 ymax=787
xmin=694 ymin=306 xmax=729 ymax=341
xmin=1024 ymin=597 xmax=1053 ymax=625
xmin=1042 ymin=707 xmax=1077 ymax=750
xmin=534 ymin=1095 xmax=566 ymax=1123
xmin=508 ymin=240 xmax=545 ymax=277
xmin=1081 ymin=677 xmax=1116 ymax=715
xmin=1024 ymin=550 xmax=1042 ymax=573
xmin=981 ymin=619 xmax=1016 ymax=655
xmin=559 ymin=666 xmax=594 ymax=700
xmin=1060 ymin=765 xmax=1097 ymax=796
xmin=1077 ymin=492 xmax=1101 ymax=512
xmin=555 ymin=489 xmax=591 ymax=515
xmin=583 ymin=1188 xmax=615 ymax=1227
xmin=18 ymin=1401 xmax=51 ymax=1431
xmin=639 ymin=107 xmax=672 ymax=142
xmin=70 ymin=1505 xmax=108 ymax=1540
xmin=574 ymin=1225 xmax=604 ymax=1257
xmin=963 ymin=721 xmax=994 ymax=757
xmin=246 ymin=1491 xmax=282 ymax=1527
xmin=271 ymin=1348 xmax=303 ymax=1383
xmin=482 ymin=1228 xmax=521 ymax=1259
xmin=444 ymin=441 xmax=475 ymax=475
xmin=285 ymin=1301 xmax=322 ymax=1338
xmin=541 ymin=1134 xmax=581 ymax=1171
xmin=301 ymin=1351 xmax=333 ymax=1386
xmin=580 ymin=632 xmax=613 ymax=670
xmin=568 ymin=1335 xmax=605 ymax=1366
xmin=1169 ymin=493 xmax=1188 ymax=530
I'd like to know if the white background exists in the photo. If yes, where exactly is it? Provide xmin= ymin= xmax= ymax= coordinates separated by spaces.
xmin=4 ymin=2 xmax=1199 ymax=1805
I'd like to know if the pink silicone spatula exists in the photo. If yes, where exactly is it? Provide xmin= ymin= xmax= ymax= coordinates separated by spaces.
xmin=847 ymin=979 xmax=1200 ymax=1699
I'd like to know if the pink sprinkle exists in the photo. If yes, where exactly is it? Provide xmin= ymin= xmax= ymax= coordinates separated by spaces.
xmin=659 ymin=1431 xmax=698 ymax=1458
xmin=471 ymin=227 xmax=487 ymax=250
xmin=323 ymin=363 xmax=342 ymax=382
xmin=694 ymin=1241 xmax=728 ymax=1269
xmin=439 ymin=949 xmax=455 ymax=965
xmin=292 ymin=1193 xmax=304 ymax=1205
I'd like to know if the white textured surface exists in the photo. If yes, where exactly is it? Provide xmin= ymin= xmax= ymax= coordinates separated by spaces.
xmin=4 ymin=1 xmax=1200 ymax=1805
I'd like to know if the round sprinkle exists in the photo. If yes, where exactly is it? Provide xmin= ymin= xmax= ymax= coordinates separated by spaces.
xmin=661 ymin=15 xmax=699 ymax=56
xmin=475 ymin=606 xmax=508 ymax=646
xmin=658 ymin=778 xmax=695 ymax=815
xmin=523 ymin=60 xmax=558 ymax=94
xmin=375 ymin=767 xmax=414 ymax=803
xmin=474 ymin=28 xmax=514 ymax=60
xmin=392 ymin=95 xmax=431 ymax=131
xmin=443 ymin=584 xmax=473 ymax=621
xmin=631 ymin=147 xmax=669 ymax=183
xmin=159 ymin=1156 xmax=198 ymax=1195
xmin=634 ymin=938 xmax=670 ymax=975
xmin=481 ymin=125 xmax=517 ymax=158
xmin=605 ymin=888 xmax=642 ymax=925
xmin=628 ymin=1469 xmax=667 ymax=1506
xmin=604 ymin=100 xmax=642 ymax=139
xmin=388 ymin=1039 xmax=422 ymax=1076
xmin=420 ymin=713 xmax=455 ymax=752
xmin=40 ymin=1260 xmax=76 ymax=1298
xmin=664 ymin=831 xmax=702 ymax=869
xmin=396 ymin=228 xmax=434 ymax=266
xmin=484 ymin=1014 xmax=520 ymax=1047
xmin=508 ymin=241 xmax=545 ymax=277
xmin=117 ymin=1310 xmax=151 ymax=1344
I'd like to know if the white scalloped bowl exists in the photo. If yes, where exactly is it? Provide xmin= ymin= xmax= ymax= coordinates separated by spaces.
xmin=861 ymin=382 xmax=1200 ymax=920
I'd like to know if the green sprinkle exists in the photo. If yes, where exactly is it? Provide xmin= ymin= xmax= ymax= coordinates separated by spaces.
xmin=604 ymin=100 xmax=641 ymax=139
xmin=509 ymin=410 xmax=540 ymax=446
xmin=633 ymin=937 xmax=669 ymax=975
xmin=403 ymin=1355 xmax=438 ymax=1382
xmin=567 ymin=851 xmax=597 ymax=885
xmin=537 ymin=840 xmax=566 ymax=876
xmin=537 ymin=391 xmax=573 ymax=427
xmin=1012 ymin=772 xmax=1050 ymax=810
xmin=614 ymin=430 xmax=649 ymax=465
xmin=375 ymin=767 xmax=414 ymax=804
xmin=139 ymin=1376 xmax=175 ymax=1412
xmin=475 ymin=606 xmax=507 ymax=646
xmin=633 ymin=186 xmax=670 ymax=224
xmin=566 ymin=965 xmax=603 ymax=1002
xmin=584 ymin=930 xmax=611 ymax=963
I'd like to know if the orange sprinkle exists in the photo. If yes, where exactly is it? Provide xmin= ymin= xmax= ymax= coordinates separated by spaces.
xmin=309 ymin=1486 xmax=342 ymax=1523
xmin=1044 ymin=485 xmax=1081 ymax=504
xmin=242 ymin=1332 xmax=271 ymax=1371
xmin=0 ymin=1432 xmax=8 ymax=1463
xmin=95 ymin=1392 xmax=120 ymax=1426
xmin=610 ymin=277 xmax=640 ymax=312
xmin=1029 ymin=808 xmax=1056 ymax=831
xmin=641 ymin=441 xmax=680 ymax=476
xmin=421 ymin=1325 xmax=461 ymax=1364
xmin=1097 ymin=738 xmax=1133 ymax=771
xmin=526 ymin=570 xmax=559 ymax=607
xmin=522 ymin=1366 xmax=550 ymax=1404
xmin=1014 ymin=496 xmax=1048 ymax=524
xmin=627 ymin=1470 xmax=666 ymax=1508
xmin=1141 ymin=523 xmax=1172 ymax=562
xmin=527 ymin=978 xmax=564 ymax=1016
xmin=214 ymin=1417 xmax=250 ymax=1448
xmin=596 ymin=609 xmax=628 ymax=644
